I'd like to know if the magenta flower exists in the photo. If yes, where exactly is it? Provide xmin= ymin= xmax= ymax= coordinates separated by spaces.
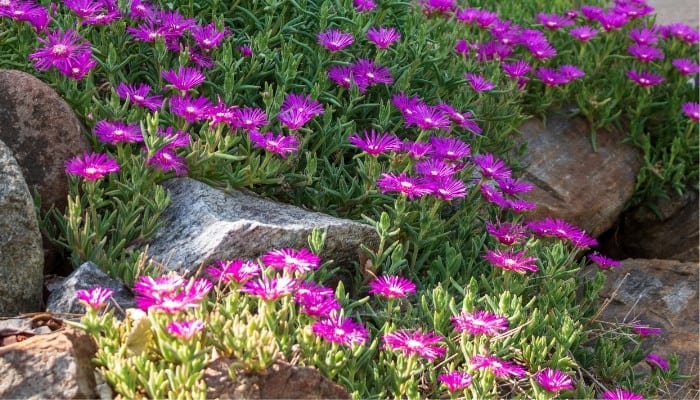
xmin=451 ymin=310 xmax=509 ymax=336
xmin=169 ymin=95 xmax=212 ymax=123
xmin=353 ymin=0 xmax=376 ymax=12
xmin=436 ymin=104 xmax=482 ymax=134
xmin=534 ymin=368 xmax=573 ymax=392
xmin=473 ymin=153 xmax=512 ymax=180
xmin=580 ymin=5 xmax=604 ymax=21
xmin=415 ymin=158 xmax=459 ymax=178
xmin=327 ymin=65 xmax=354 ymax=89
xmin=479 ymin=184 xmax=508 ymax=207
xmin=65 ymin=152 xmax=120 ymax=180
xmin=422 ymin=0 xmax=456 ymax=15
xmin=526 ymin=217 xmax=597 ymax=248
xmin=63 ymin=0 xmax=104 ymax=19
xmin=559 ymin=65 xmax=586 ymax=82
xmin=232 ymin=107 xmax=268 ymax=131
xmin=115 ymin=82 xmax=163 ymax=111
xmin=631 ymin=322 xmax=663 ymax=337
xmin=475 ymin=9 xmax=499 ymax=29
xmin=403 ymin=140 xmax=433 ymax=159
xmin=167 ymin=319 xmax=205 ymax=340
xmin=596 ymin=12 xmax=629 ymax=32
xmin=470 ymin=354 xmax=526 ymax=378
xmin=588 ymin=253 xmax=621 ymax=269
xmin=660 ymin=23 xmax=699 ymax=44
xmin=672 ymin=58 xmax=700 ymax=75
xmin=454 ymin=39 xmax=470 ymax=56
xmin=502 ymin=59 xmax=532 ymax=79
xmin=392 ymin=92 xmax=423 ymax=118
xmin=1 ymin=1 xmax=50 ymax=31
xmin=376 ymin=172 xmax=432 ymax=199
xmin=629 ymin=28 xmax=659 ymax=46
xmin=207 ymin=259 xmax=260 ymax=284
xmin=248 ymin=130 xmax=299 ymax=158
xmin=240 ymin=275 xmax=297 ymax=301
xmin=317 ymin=29 xmax=354 ymax=52
xmin=535 ymin=13 xmax=573 ymax=30
xmin=294 ymin=283 xmax=341 ymax=318
xmin=483 ymin=248 xmax=539 ymax=273
xmin=438 ymin=371 xmax=473 ymax=392
xmin=682 ymin=102 xmax=700 ymax=121
xmin=526 ymin=40 xmax=557 ymax=60
xmin=465 ymin=73 xmax=495 ymax=92
xmin=261 ymin=247 xmax=320 ymax=274
xmin=506 ymin=198 xmax=537 ymax=213
xmin=159 ymin=10 xmax=196 ymax=36
xmin=495 ymin=176 xmax=534 ymax=195
xmin=570 ymin=26 xmax=599 ymax=42
xmin=134 ymin=275 xmax=185 ymax=302
xmin=312 ymin=314 xmax=368 ymax=346
xmin=162 ymin=66 xmax=206 ymax=91
xmin=427 ymin=176 xmax=467 ymax=201
xmin=351 ymin=59 xmax=393 ymax=92
xmin=628 ymin=44 xmax=664 ymax=63
xmin=405 ymin=104 xmax=452 ymax=131
xmin=76 ymin=287 xmax=114 ymax=310
xmin=368 ymin=275 xmax=416 ymax=298
xmin=129 ymin=0 xmax=156 ymax=19
xmin=278 ymin=93 xmax=324 ymax=130
xmin=147 ymin=148 xmax=188 ymax=176
xmin=191 ymin=23 xmax=229 ymax=50
xmin=455 ymin=7 xmax=480 ymax=24
xmin=645 ymin=353 xmax=669 ymax=371
xmin=94 ymin=120 xmax=143 ymax=144
xmin=366 ymin=26 xmax=401 ymax=49
xmin=601 ymin=388 xmax=644 ymax=400
xmin=485 ymin=221 xmax=528 ymax=245
xmin=627 ymin=69 xmax=665 ymax=88
xmin=126 ymin=21 xmax=168 ymax=43
xmin=535 ymin=67 xmax=567 ymax=86
xmin=134 ymin=275 xmax=211 ymax=313
xmin=430 ymin=136 xmax=471 ymax=161
xmin=382 ymin=329 xmax=446 ymax=361
xmin=238 ymin=45 xmax=252 ymax=57
xmin=29 ymin=29 xmax=93 ymax=77
xmin=349 ymin=130 xmax=402 ymax=156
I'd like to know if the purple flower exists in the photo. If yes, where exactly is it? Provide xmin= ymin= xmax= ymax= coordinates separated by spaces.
xmin=191 ymin=23 xmax=229 ymax=50
xmin=495 ymin=176 xmax=533 ymax=195
xmin=596 ymin=12 xmax=629 ymax=32
xmin=366 ymin=26 xmax=401 ymax=49
xmin=405 ymin=104 xmax=452 ymax=131
xmin=479 ymin=184 xmax=507 ymax=207
xmin=376 ymin=172 xmax=432 ymax=199
xmin=526 ymin=217 xmax=597 ymax=248
xmin=317 ymin=29 xmax=354 ymax=52
xmin=559 ymin=65 xmax=586 ymax=82
xmin=682 ymin=102 xmax=700 ymax=121
xmin=76 ymin=287 xmax=114 ymax=310
xmin=429 ymin=136 xmax=471 ymax=161
xmin=65 ymin=152 xmax=120 ymax=180
xmin=475 ymin=10 xmax=499 ymax=29
xmin=207 ymin=259 xmax=260 ymax=284
xmin=588 ymin=253 xmax=621 ymax=269
xmin=454 ymin=39 xmax=470 ymax=56
xmin=94 ymin=120 xmax=143 ymax=144
xmin=278 ymin=93 xmax=324 ymax=130
xmin=403 ymin=140 xmax=433 ymax=159
xmin=240 ymin=275 xmax=297 ymax=301
xmin=392 ymin=92 xmax=423 ymax=118
xmin=238 ymin=45 xmax=252 ymax=57
xmin=502 ymin=59 xmax=532 ymax=79
xmin=327 ymin=65 xmax=353 ymax=89
xmin=436 ymin=103 xmax=482 ymax=134
xmin=427 ymin=176 xmax=467 ymax=201
xmin=535 ymin=67 xmax=567 ymax=86
xmin=535 ymin=13 xmax=573 ymax=30
xmin=129 ymin=0 xmax=156 ymax=19
xmin=473 ymin=153 xmax=512 ymax=180
xmin=63 ymin=0 xmax=104 ymax=19
xmin=415 ymin=158 xmax=459 ymax=178
xmin=353 ymin=0 xmax=376 ymax=12
xmin=526 ymin=40 xmax=557 ymax=60
xmin=629 ymin=28 xmax=659 ymax=45
xmin=261 ymin=247 xmax=320 ymax=274
xmin=534 ymin=368 xmax=573 ymax=392
xmin=162 ymin=66 xmax=206 ymax=91
xmin=134 ymin=275 xmax=211 ymax=313
xmin=465 ymin=73 xmax=495 ymax=92
xmin=506 ymin=198 xmax=537 ymax=213
xmin=351 ymin=59 xmax=393 ymax=92
xmin=232 ymin=107 xmax=268 ymax=131
xmin=158 ymin=10 xmax=196 ymax=36
xmin=438 ymin=371 xmax=472 ymax=392
xmin=631 ymin=322 xmax=663 ymax=337
xmin=169 ymin=95 xmax=212 ymax=123
xmin=451 ymin=310 xmax=509 ymax=336
xmin=29 ymin=29 xmax=93 ymax=76
xmin=382 ymin=329 xmax=446 ymax=361
xmin=126 ymin=21 xmax=168 ymax=43
xmin=166 ymin=320 xmax=205 ymax=340
xmin=672 ymin=58 xmax=700 ymax=75
xmin=2 ymin=1 xmax=50 ymax=31
xmin=349 ymin=130 xmax=402 ymax=156
xmin=312 ymin=314 xmax=368 ymax=346
xmin=422 ymin=0 xmax=456 ymax=15
xmin=248 ymin=131 xmax=299 ymax=158
xmin=570 ymin=26 xmax=599 ymax=42
xmin=580 ymin=5 xmax=605 ymax=21
xmin=628 ymin=44 xmax=664 ymax=63
xmin=660 ymin=23 xmax=699 ymax=44
xmin=147 ymin=147 xmax=188 ymax=176
xmin=644 ymin=352 xmax=670 ymax=371
xmin=470 ymin=354 xmax=527 ymax=378
xmin=115 ymin=82 xmax=163 ymax=111
xmin=601 ymin=388 xmax=644 ymax=400
xmin=368 ymin=275 xmax=416 ymax=298
xmin=483 ymin=248 xmax=539 ymax=273
xmin=485 ymin=221 xmax=528 ymax=246
xmin=294 ymin=282 xmax=340 ymax=318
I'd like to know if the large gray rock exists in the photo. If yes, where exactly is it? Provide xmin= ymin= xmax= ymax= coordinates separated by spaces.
xmin=517 ymin=115 xmax=642 ymax=238
xmin=145 ymin=178 xmax=379 ymax=277
xmin=0 ymin=139 xmax=43 ymax=316
xmin=46 ymin=261 xmax=135 ymax=317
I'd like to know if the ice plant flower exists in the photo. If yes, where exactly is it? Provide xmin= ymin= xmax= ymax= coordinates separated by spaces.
xmin=232 ymin=107 xmax=268 ymax=131
xmin=672 ymin=58 xmax=700 ymax=75
xmin=317 ymin=29 xmax=354 ymax=52
xmin=473 ymin=153 xmax=512 ymax=180
xmin=470 ymin=354 xmax=527 ymax=378
xmin=238 ymin=45 xmax=252 ymax=57
xmin=451 ymin=310 xmax=509 ymax=336
xmin=349 ymin=129 xmax=402 ymax=156
xmin=261 ymin=247 xmax=320 ymax=274
xmin=207 ymin=259 xmax=260 ymax=284
xmin=436 ymin=103 xmax=482 ymax=134
xmin=76 ymin=287 xmax=114 ymax=310
xmin=427 ymin=176 xmax=467 ymax=201
xmin=161 ymin=66 xmax=206 ymax=91
xmin=294 ymin=284 xmax=341 ymax=318
xmin=631 ymin=322 xmax=663 ymax=337
xmin=414 ymin=158 xmax=459 ymax=178
xmin=368 ymin=275 xmax=416 ymax=298
xmin=645 ymin=353 xmax=669 ymax=371
xmin=559 ymin=65 xmax=586 ymax=82
xmin=65 ymin=152 xmax=120 ymax=180
xmin=502 ymin=59 xmax=532 ymax=79
xmin=29 ymin=28 xmax=94 ymax=77
xmin=134 ymin=275 xmax=211 ymax=313
xmin=240 ymin=275 xmax=297 ymax=301
xmin=464 ymin=72 xmax=495 ymax=92
xmin=1 ymin=1 xmax=50 ymax=31
xmin=485 ymin=221 xmax=528 ymax=245
xmin=351 ymin=59 xmax=393 ymax=92
xmin=601 ymin=388 xmax=644 ymax=400
xmin=147 ymin=148 xmax=188 ymax=176
xmin=535 ymin=13 xmax=574 ymax=30
xmin=495 ymin=176 xmax=534 ymax=195
xmin=405 ymin=104 xmax=452 ymax=131
xmin=166 ymin=320 xmax=205 ymax=340
xmin=353 ymin=0 xmax=376 ymax=12
xmin=629 ymin=28 xmax=659 ymax=45
xmin=115 ymin=82 xmax=163 ymax=111
xmin=682 ymin=102 xmax=700 ymax=121
xmin=570 ymin=26 xmax=599 ymax=42
xmin=382 ymin=329 xmax=446 ymax=361
xmin=526 ymin=217 xmax=597 ymax=248
xmin=429 ymin=136 xmax=471 ymax=161
xmin=191 ymin=23 xmax=229 ymax=50
xmin=376 ymin=172 xmax=432 ymax=199
xmin=169 ymin=95 xmax=212 ymax=123
xmin=403 ymin=140 xmax=433 ymax=159
xmin=534 ymin=368 xmax=574 ymax=392
xmin=627 ymin=69 xmax=664 ymax=87
xmin=438 ymin=371 xmax=473 ymax=392
xmin=366 ymin=26 xmax=401 ymax=48
xmin=483 ymin=248 xmax=539 ymax=273
xmin=277 ymin=93 xmax=324 ymax=130
xmin=327 ymin=65 xmax=353 ymax=89
xmin=535 ymin=67 xmax=567 ymax=86
xmin=94 ymin=120 xmax=143 ymax=144
xmin=588 ymin=253 xmax=621 ymax=269
xmin=311 ymin=314 xmax=368 ymax=346
xmin=248 ymin=131 xmax=299 ymax=158
xmin=628 ymin=44 xmax=664 ymax=63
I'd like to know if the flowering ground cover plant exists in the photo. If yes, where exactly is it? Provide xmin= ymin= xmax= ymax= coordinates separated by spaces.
xmin=0 ymin=0 xmax=696 ymax=398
